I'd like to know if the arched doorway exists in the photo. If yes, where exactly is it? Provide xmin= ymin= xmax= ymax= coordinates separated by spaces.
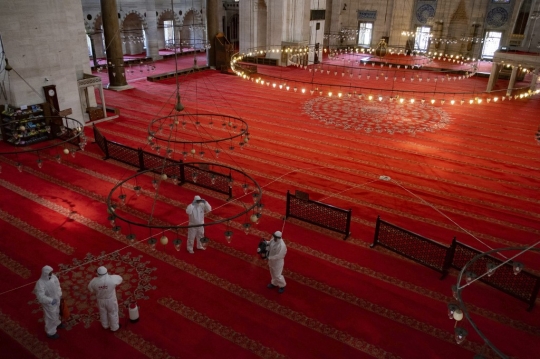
xmin=122 ymin=13 xmax=146 ymax=55
xmin=157 ymin=9 xmax=181 ymax=50
xmin=181 ymin=10 xmax=205 ymax=50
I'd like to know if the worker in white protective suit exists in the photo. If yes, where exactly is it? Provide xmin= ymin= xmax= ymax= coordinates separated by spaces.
xmin=34 ymin=265 xmax=63 ymax=339
xmin=185 ymin=195 xmax=212 ymax=253
xmin=88 ymin=266 xmax=123 ymax=331
xmin=266 ymin=231 xmax=288 ymax=294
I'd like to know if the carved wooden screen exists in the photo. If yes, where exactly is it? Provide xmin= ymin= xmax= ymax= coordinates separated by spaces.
xmin=452 ymin=241 xmax=540 ymax=311
xmin=286 ymin=190 xmax=351 ymax=239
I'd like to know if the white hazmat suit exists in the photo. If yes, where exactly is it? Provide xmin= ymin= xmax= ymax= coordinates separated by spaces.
xmin=186 ymin=195 xmax=212 ymax=253
xmin=266 ymin=231 xmax=287 ymax=292
xmin=34 ymin=265 xmax=62 ymax=337
xmin=88 ymin=266 xmax=123 ymax=331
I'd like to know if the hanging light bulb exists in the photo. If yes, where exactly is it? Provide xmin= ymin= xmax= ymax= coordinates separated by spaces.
xmin=224 ymin=230 xmax=233 ymax=243
xmin=454 ymin=327 xmax=468 ymax=345
xmin=447 ymin=303 xmax=457 ymax=319
xmin=148 ymin=237 xmax=157 ymax=250
xmin=118 ymin=194 xmax=127 ymax=206
xmin=70 ymin=149 xmax=76 ymax=158
xmin=486 ymin=262 xmax=497 ymax=277
xmin=160 ymin=235 xmax=168 ymax=245
xmin=465 ymin=271 xmax=477 ymax=283
xmin=16 ymin=162 xmax=23 ymax=172
xmin=56 ymin=154 xmax=62 ymax=163
xmin=37 ymin=159 xmax=43 ymax=169
xmin=192 ymin=171 xmax=198 ymax=183
xmin=133 ymin=185 xmax=141 ymax=196
xmin=173 ymin=239 xmax=182 ymax=251
xmin=152 ymin=179 xmax=159 ymax=189
xmin=242 ymin=223 xmax=251 ymax=234
xmin=127 ymin=234 xmax=136 ymax=242
xmin=250 ymin=213 xmax=260 ymax=224
xmin=513 ymin=261 xmax=524 ymax=275
xmin=214 ymin=148 xmax=221 ymax=158
xmin=108 ymin=215 xmax=116 ymax=227
xmin=171 ymin=175 xmax=179 ymax=185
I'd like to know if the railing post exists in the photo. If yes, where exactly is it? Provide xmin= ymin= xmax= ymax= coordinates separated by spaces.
xmin=137 ymin=148 xmax=144 ymax=171
xmin=285 ymin=190 xmax=291 ymax=219
xmin=370 ymin=215 xmax=381 ymax=248
xmin=227 ymin=173 xmax=233 ymax=200
xmin=179 ymin=162 xmax=186 ymax=184
xmin=527 ymin=279 xmax=540 ymax=311
xmin=442 ymin=236 xmax=457 ymax=277
xmin=344 ymin=209 xmax=352 ymax=240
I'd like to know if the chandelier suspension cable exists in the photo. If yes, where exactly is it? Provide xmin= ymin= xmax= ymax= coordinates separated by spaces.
xmin=458 ymin=239 xmax=540 ymax=290
xmin=389 ymin=179 xmax=509 ymax=259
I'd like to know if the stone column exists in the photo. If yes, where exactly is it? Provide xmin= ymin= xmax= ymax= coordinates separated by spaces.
xmin=145 ymin=3 xmax=162 ymax=60
xmin=530 ymin=68 xmax=539 ymax=91
xmin=486 ymin=63 xmax=501 ymax=92
xmin=207 ymin=0 xmax=219 ymax=68
xmin=100 ymin=0 xmax=129 ymax=90
xmin=506 ymin=66 xmax=518 ymax=96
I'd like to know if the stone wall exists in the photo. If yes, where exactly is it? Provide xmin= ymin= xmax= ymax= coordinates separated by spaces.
xmin=0 ymin=0 xmax=90 ymax=121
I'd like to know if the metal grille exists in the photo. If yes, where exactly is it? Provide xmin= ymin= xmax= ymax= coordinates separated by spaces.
xmin=107 ymin=142 xmax=140 ymax=167
xmin=376 ymin=220 xmax=448 ymax=272
xmin=453 ymin=243 xmax=540 ymax=308
xmin=183 ymin=163 xmax=231 ymax=196
xmin=141 ymin=151 xmax=181 ymax=179
xmin=287 ymin=191 xmax=351 ymax=238
xmin=93 ymin=125 xmax=107 ymax=154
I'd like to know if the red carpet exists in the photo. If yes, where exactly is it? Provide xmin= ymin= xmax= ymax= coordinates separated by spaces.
xmin=0 ymin=57 xmax=539 ymax=358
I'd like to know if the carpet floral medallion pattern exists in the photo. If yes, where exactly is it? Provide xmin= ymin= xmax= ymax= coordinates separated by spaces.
xmin=303 ymin=97 xmax=451 ymax=134
xmin=29 ymin=251 xmax=157 ymax=329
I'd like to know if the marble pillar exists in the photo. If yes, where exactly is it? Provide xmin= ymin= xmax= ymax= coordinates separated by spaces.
xmin=100 ymin=0 xmax=129 ymax=90
xmin=506 ymin=66 xmax=518 ymax=96
xmin=145 ymin=2 xmax=162 ymax=60
xmin=486 ymin=63 xmax=501 ymax=92
xmin=530 ymin=68 xmax=539 ymax=91
xmin=207 ymin=0 xmax=219 ymax=68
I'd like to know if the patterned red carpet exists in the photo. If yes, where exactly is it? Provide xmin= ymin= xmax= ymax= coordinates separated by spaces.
xmin=0 ymin=59 xmax=539 ymax=358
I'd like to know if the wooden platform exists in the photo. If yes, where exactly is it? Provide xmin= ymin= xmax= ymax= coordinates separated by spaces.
xmin=146 ymin=66 xmax=210 ymax=82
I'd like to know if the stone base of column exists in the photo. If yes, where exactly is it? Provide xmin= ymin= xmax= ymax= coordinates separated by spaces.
xmin=106 ymin=84 xmax=134 ymax=91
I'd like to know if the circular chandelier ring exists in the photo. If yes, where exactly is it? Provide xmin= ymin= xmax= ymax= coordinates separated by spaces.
xmin=455 ymin=246 xmax=540 ymax=359
xmin=148 ymin=113 xmax=249 ymax=145
xmin=106 ymin=162 xmax=262 ymax=230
